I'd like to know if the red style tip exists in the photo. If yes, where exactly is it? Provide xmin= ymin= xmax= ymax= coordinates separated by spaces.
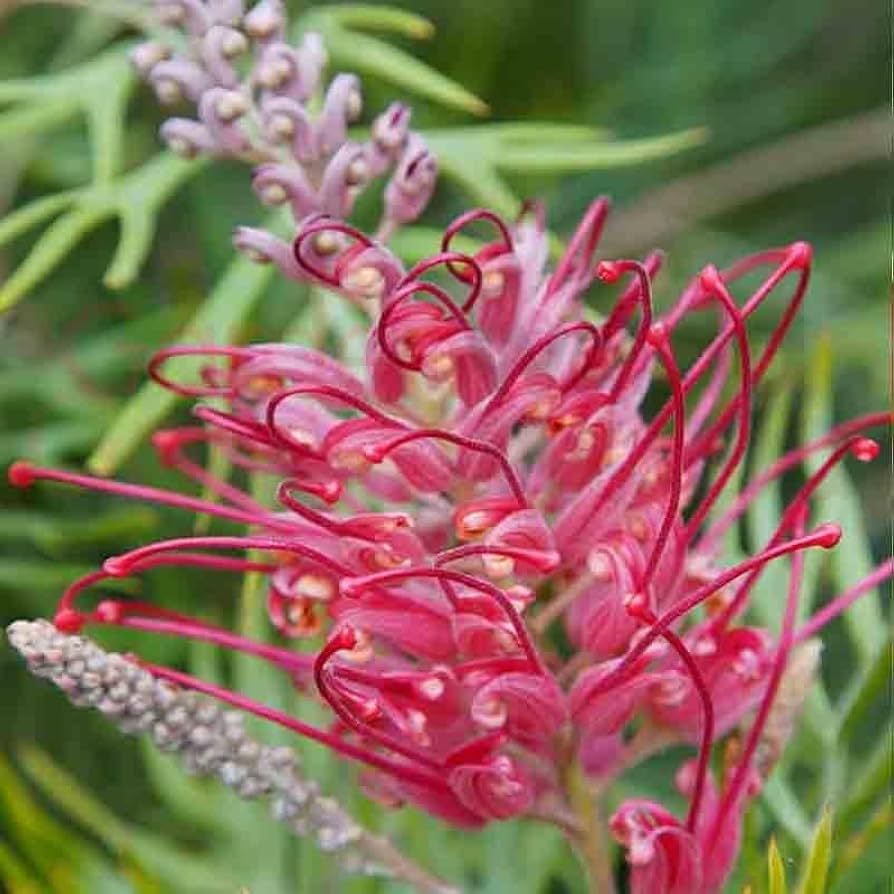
xmin=596 ymin=261 xmax=621 ymax=283
xmin=102 ymin=557 xmax=130 ymax=577
xmin=319 ymin=480 xmax=343 ymax=503
xmin=53 ymin=608 xmax=85 ymax=633
xmin=333 ymin=626 xmax=358 ymax=650
xmin=814 ymin=523 xmax=842 ymax=548
xmin=361 ymin=444 xmax=388 ymax=464
xmin=697 ymin=264 xmax=724 ymax=294
xmin=8 ymin=461 xmax=36 ymax=488
xmin=851 ymin=438 xmax=879 ymax=462
xmin=787 ymin=240 xmax=812 ymax=269
xmin=151 ymin=430 xmax=182 ymax=464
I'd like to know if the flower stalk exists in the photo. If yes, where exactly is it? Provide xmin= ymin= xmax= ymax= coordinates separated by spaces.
xmin=564 ymin=762 xmax=617 ymax=894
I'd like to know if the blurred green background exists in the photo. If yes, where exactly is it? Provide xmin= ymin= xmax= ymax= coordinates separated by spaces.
xmin=0 ymin=0 xmax=888 ymax=891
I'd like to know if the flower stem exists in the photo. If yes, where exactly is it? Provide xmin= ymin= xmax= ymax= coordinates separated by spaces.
xmin=358 ymin=832 xmax=461 ymax=894
xmin=564 ymin=763 xmax=617 ymax=894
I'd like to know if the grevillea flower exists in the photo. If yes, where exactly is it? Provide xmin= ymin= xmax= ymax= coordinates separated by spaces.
xmin=10 ymin=194 xmax=890 ymax=888
xmin=7 ymin=5 xmax=892 ymax=892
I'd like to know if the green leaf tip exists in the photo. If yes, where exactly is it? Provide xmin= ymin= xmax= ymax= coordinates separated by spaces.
xmin=322 ymin=4 xmax=436 ymax=40
xmin=796 ymin=807 xmax=833 ymax=894
xmin=302 ymin=9 xmax=487 ymax=116
xmin=768 ymin=837 xmax=788 ymax=894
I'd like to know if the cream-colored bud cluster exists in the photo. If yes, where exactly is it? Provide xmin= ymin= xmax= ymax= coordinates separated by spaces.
xmin=6 ymin=620 xmax=368 ymax=867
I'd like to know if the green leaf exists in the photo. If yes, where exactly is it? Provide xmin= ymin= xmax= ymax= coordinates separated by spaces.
xmin=0 ymin=420 xmax=108 ymax=465
xmin=496 ymin=126 xmax=708 ymax=172
xmin=0 ymin=50 xmax=134 ymax=160
xmin=836 ymin=729 xmax=892 ymax=835
xmin=0 ymin=191 xmax=78 ymax=247
xmin=0 ymin=752 xmax=95 ymax=876
xmin=137 ymin=738 xmax=223 ymax=832
xmin=769 ymin=837 xmax=789 ymax=894
xmin=801 ymin=334 xmax=884 ymax=664
xmin=436 ymin=157 xmax=520 ymax=216
xmin=312 ymin=19 xmax=488 ymax=116
xmin=388 ymin=225 xmax=482 ymax=264
xmin=833 ymin=801 xmax=892 ymax=888
xmin=0 ymin=154 xmax=200 ymax=312
xmin=322 ymin=3 xmax=435 ymax=39
xmin=0 ymin=208 xmax=105 ymax=313
xmin=796 ymin=807 xmax=833 ymax=894
xmin=0 ymin=840 xmax=44 ymax=894
xmin=84 ymin=69 xmax=133 ymax=184
xmin=426 ymin=123 xmax=705 ymax=213
xmin=0 ymin=560 xmax=107 ymax=592
xmin=0 ymin=100 xmax=75 ymax=141
xmin=762 ymin=774 xmax=813 ymax=849
xmin=0 ymin=507 xmax=157 ymax=551
xmin=837 ymin=637 xmax=891 ymax=741
xmin=747 ymin=380 xmax=795 ymax=626
xmin=88 ymin=250 xmax=277 ymax=474
xmin=17 ymin=746 xmax=232 ymax=893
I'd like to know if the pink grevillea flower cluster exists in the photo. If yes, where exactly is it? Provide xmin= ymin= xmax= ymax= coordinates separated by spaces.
xmin=7 ymin=7 xmax=891 ymax=889
xmin=9 ymin=197 xmax=891 ymax=891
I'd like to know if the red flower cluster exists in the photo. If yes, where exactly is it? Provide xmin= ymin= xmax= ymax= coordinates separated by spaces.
xmin=11 ymin=200 xmax=890 ymax=892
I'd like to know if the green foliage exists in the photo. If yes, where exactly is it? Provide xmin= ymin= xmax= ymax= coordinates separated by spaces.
xmin=796 ymin=809 xmax=832 ymax=894
xmin=768 ymin=838 xmax=788 ymax=894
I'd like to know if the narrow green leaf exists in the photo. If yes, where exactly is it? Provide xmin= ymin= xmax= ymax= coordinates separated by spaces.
xmin=0 ymin=753 xmax=94 ymax=871
xmin=85 ymin=74 xmax=134 ymax=183
xmin=119 ymin=152 xmax=202 ymax=209
xmin=0 ymin=208 xmax=104 ymax=313
xmin=0 ymin=419 xmax=107 ymax=464
xmin=436 ymin=157 xmax=519 ymax=216
xmin=0 ymin=75 xmax=53 ymax=102
xmin=0 ymin=191 xmax=77 ymax=247
xmin=319 ymin=25 xmax=488 ymax=116
xmin=747 ymin=375 xmax=838 ymax=745
xmin=768 ymin=838 xmax=788 ymax=894
xmin=836 ymin=728 xmax=892 ymax=834
xmin=0 ymin=840 xmax=44 ymax=894
xmin=388 ymin=225 xmax=481 ymax=264
xmin=834 ymin=801 xmax=892 ymax=886
xmin=762 ymin=774 xmax=813 ymax=848
xmin=17 ymin=747 xmax=231 ymax=893
xmin=88 ymin=253 xmax=276 ymax=474
xmin=49 ymin=10 xmax=127 ymax=70
xmin=0 ymin=560 xmax=106 ymax=591
xmin=802 ymin=335 xmax=884 ymax=663
xmin=321 ymin=4 xmax=435 ymax=39
xmin=425 ymin=122 xmax=611 ymax=150
xmin=796 ymin=807 xmax=833 ymax=894
xmin=497 ymin=126 xmax=708 ymax=172
xmin=748 ymin=382 xmax=795 ymax=626
xmin=137 ymin=739 xmax=222 ymax=832
xmin=0 ymin=100 xmax=75 ymax=141
xmin=103 ymin=207 xmax=158 ymax=288
xmin=837 ymin=638 xmax=891 ymax=740
xmin=0 ymin=507 xmax=156 ymax=550
xmin=17 ymin=746 xmax=132 ymax=853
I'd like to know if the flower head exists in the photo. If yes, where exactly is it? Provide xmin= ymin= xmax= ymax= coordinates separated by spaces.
xmin=8 ymin=8 xmax=893 ymax=890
